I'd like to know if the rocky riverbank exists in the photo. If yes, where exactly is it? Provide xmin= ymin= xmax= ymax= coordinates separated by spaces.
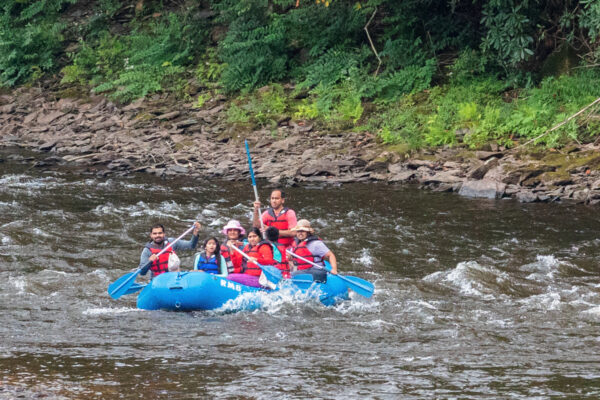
xmin=2 ymin=87 xmax=600 ymax=204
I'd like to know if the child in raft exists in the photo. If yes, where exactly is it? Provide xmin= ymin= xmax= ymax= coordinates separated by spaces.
xmin=193 ymin=237 xmax=228 ymax=275
xmin=226 ymin=227 xmax=275 ymax=287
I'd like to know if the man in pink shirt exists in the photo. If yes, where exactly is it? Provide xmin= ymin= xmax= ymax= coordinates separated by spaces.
xmin=252 ymin=189 xmax=297 ymax=248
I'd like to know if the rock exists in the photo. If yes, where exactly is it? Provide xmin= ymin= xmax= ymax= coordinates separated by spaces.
xmin=458 ymin=179 xmax=506 ymax=199
xmin=591 ymin=179 xmax=600 ymax=190
xmin=468 ymin=158 xmax=499 ymax=180
xmin=572 ymin=189 xmax=589 ymax=202
xmin=515 ymin=191 xmax=538 ymax=203
xmin=475 ymin=151 xmax=503 ymax=160
xmin=270 ymin=136 xmax=301 ymax=152
xmin=422 ymin=170 xmax=463 ymax=184
xmin=298 ymin=162 xmax=339 ymax=176
xmin=38 ymin=139 xmax=60 ymax=152
xmin=406 ymin=159 xmax=433 ymax=169
xmin=37 ymin=110 xmax=65 ymax=125
xmin=156 ymin=111 xmax=180 ymax=120
xmin=122 ymin=98 xmax=145 ymax=111
xmin=291 ymin=121 xmax=313 ymax=133
xmin=389 ymin=170 xmax=416 ymax=183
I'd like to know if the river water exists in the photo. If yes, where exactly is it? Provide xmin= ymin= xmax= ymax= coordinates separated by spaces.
xmin=1 ymin=149 xmax=599 ymax=399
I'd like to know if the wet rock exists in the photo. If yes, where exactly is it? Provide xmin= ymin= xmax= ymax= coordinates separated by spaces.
xmin=458 ymin=179 xmax=506 ymax=199
xmin=406 ymin=159 xmax=433 ymax=169
xmin=516 ymin=191 xmax=538 ymax=203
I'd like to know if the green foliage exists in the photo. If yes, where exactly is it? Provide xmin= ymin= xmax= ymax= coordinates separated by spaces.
xmin=61 ymin=11 xmax=207 ymax=101
xmin=196 ymin=48 xmax=226 ymax=87
xmin=0 ymin=0 xmax=75 ymax=86
xmin=227 ymin=84 xmax=289 ymax=127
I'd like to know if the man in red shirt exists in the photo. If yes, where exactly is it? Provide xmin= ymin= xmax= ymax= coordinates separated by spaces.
xmin=252 ymin=189 xmax=297 ymax=249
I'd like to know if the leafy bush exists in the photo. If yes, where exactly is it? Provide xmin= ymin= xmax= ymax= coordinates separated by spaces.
xmin=0 ymin=0 xmax=75 ymax=86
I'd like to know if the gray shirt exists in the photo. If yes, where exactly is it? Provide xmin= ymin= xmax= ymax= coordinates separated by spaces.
xmin=139 ymin=235 xmax=199 ymax=273
xmin=305 ymin=239 xmax=330 ymax=266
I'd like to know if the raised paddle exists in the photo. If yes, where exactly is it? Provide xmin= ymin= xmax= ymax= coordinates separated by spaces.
xmin=108 ymin=224 xmax=196 ymax=300
xmin=229 ymin=244 xmax=282 ymax=285
xmin=286 ymin=250 xmax=375 ymax=298
xmin=245 ymin=139 xmax=266 ymax=234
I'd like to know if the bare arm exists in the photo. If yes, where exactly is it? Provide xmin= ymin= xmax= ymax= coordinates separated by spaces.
xmin=252 ymin=201 xmax=262 ymax=229
xmin=323 ymin=251 xmax=337 ymax=274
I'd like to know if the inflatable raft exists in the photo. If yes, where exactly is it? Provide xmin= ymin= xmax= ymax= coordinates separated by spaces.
xmin=136 ymin=271 xmax=350 ymax=311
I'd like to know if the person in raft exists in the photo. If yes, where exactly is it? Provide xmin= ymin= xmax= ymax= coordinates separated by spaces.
xmin=226 ymin=227 xmax=275 ymax=288
xmin=139 ymin=222 xmax=201 ymax=279
xmin=193 ymin=237 xmax=228 ymax=275
xmin=264 ymin=226 xmax=290 ymax=279
xmin=252 ymin=189 xmax=297 ymax=249
xmin=220 ymin=220 xmax=247 ymax=274
xmin=288 ymin=219 xmax=337 ymax=283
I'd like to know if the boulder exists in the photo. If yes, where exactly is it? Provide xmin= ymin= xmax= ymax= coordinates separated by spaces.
xmin=458 ymin=179 xmax=506 ymax=199
xmin=515 ymin=191 xmax=538 ymax=203
xmin=468 ymin=158 xmax=499 ymax=180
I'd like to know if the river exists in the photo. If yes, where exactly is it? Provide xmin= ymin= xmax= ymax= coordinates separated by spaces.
xmin=1 ymin=149 xmax=599 ymax=399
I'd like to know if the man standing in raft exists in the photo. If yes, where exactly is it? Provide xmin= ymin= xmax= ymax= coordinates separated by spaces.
xmin=139 ymin=222 xmax=201 ymax=279
xmin=252 ymin=189 xmax=297 ymax=249
xmin=289 ymin=219 xmax=338 ymax=282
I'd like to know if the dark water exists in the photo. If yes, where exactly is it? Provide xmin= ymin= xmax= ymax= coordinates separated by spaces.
xmin=1 ymin=151 xmax=599 ymax=399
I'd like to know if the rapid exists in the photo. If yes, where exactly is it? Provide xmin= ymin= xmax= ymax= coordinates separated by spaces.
xmin=1 ymin=149 xmax=599 ymax=399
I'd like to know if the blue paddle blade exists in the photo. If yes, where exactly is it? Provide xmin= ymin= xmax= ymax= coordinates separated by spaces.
xmin=259 ymin=264 xmax=282 ymax=284
xmin=124 ymin=282 xmax=146 ymax=296
xmin=337 ymin=274 xmax=374 ymax=298
xmin=108 ymin=269 xmax=142 ymax=299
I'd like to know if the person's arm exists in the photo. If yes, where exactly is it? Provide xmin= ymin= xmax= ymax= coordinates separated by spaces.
xmin=278 ymin=209 xmax=297 ymax=238
xmin=323 ymin=251 xmax=337 ymax=274
xmin=171 ymin=222 xmax=201 ymax=251
xmin=139 ymin=247 xmax=153 ymax=275
xmin=252 ymin=201 xmax=262 ymax=228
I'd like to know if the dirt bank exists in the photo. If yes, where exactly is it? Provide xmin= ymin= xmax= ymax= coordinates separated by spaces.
xmin=2 ymin=87 xmax=600 ymax=204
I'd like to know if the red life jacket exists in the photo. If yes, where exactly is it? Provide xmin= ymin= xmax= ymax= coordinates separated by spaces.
xmin=263 ymin=207 xmax=294 ymax=247
xmin=290 ymin=236 xmax=324 ymax=271
xmin=221 ymin=242 xmax=245 ymax=273
xmin=220 ymin=243 xmax=235 ymax=274
xmin=270 ymin=242 xmax=290 ymax=278
xmin=241 ymin=241 xmax=274 ymax=276
xmin=145 ymin=241 xmax=175 ymax=277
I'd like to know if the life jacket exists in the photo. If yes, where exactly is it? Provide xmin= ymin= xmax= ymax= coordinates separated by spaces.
xmin=270 ymin=241 xmax=290 ymax=278
xmin=221 ymin=241 xmax=246 ymax=274
xmin=220 ymin=244 xmax=235 ymax=274
xmin=195 ymin=252 xmax=220 ymax=274
xmin=145 ymin=241 xmax=174 ymax=277
xmin=241 ymin=241 xmax=274 ymax=276
xmin=290 ymin=236 xmax=324 ymax=271
xmin=263 ymin=207 xmax=294 ymax=247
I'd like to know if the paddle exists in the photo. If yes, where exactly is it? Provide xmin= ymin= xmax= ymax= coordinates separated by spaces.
xmin=286 ymin=250 xmax=375 ymax=298
xmin=229 ymin=244 xmax=282 ymax=285
xmin=245 ymin=139 xmax=266 ymax=234
xmin=107 ymin=224 xmax=196 ymax=300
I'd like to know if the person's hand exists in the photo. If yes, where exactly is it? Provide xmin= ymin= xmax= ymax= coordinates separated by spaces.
xmin=149 ymin=254 xmax=158 ymax=262
xmin=249 ymin=257 xmax=257 ymax=264
xmin=253 ymin=201 xmax=261 ymax=210
xmin=192 ymin=221 xmax=202 ymax=235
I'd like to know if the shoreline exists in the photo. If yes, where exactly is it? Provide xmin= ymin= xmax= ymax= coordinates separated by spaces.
xmin=2 ymin=87 xmax=600 ymax=205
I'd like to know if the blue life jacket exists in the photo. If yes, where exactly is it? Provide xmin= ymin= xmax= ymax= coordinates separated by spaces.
xmin=194 ymin=252 xmax=220 ymax=274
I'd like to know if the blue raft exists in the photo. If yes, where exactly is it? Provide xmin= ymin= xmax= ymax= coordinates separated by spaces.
xmin=136 ymin=271 xmax=349 ymax=311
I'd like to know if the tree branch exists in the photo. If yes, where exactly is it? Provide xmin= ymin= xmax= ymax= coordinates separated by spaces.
xmin=364 ymin=8 xmax=382 ymax=76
